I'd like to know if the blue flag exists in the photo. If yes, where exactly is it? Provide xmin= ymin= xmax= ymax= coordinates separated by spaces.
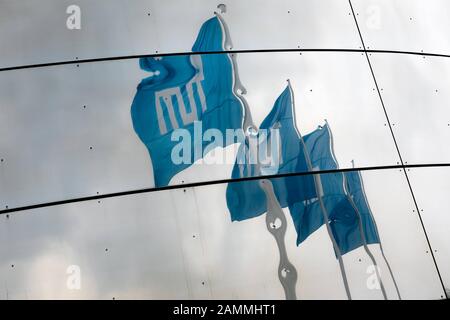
xmin=344 ymin=170 xmax=380 ymax=248
xmin=289 ymin=124 xmax=380 ymax=255
xmin=226 ymin=86 xmax=316 ymax=221
xmin=131 ymin=17 xmax=244 ymax=187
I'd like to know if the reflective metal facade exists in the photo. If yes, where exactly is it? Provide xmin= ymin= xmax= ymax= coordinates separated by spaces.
xmin=0 ymin=0 xmax=449 ymax=299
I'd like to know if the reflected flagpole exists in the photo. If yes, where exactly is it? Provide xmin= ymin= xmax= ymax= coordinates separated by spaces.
xmin=326 ymin=122 xmax=387 ymax=299
xmin=168 ymin=191 xmax=194 ymax=298
xmin=288 ymin=81 xmax=352 ymax=300
xmin=216 ymin=10 xmax=298 ymax=300
xmin=351 ymin=160 xmax=402 ymax=300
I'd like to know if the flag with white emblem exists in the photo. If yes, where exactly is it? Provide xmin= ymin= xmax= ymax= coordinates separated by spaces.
xmin=131 ymin=16 xmax=244 ymax=187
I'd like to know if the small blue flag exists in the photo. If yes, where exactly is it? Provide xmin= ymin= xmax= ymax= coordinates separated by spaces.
xmin=344 ymin=170 xmax=380 ymax=249
xmin=290 ymin=124 xmax=380 ymax=255
xmin=226 ymin=86 xmax=316 ymax=221
xmin=131 ymin=17 xmax=244 ymax=187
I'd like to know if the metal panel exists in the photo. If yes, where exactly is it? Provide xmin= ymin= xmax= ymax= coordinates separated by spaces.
xmin=0 ymin=52 xmax=400 ymax=209
xmin=352 ymin=0 xmax=450 ymax=54
xmin=406 ymin=167 xmax=450 ymax=292
xmin=0 ymin=169 xmax=443 ymax=299
xmin=0 ymin=0 xmax=360 ymax=68
xmin=367 ymin=53 xmax=450 ymax=164
xmin=0 ymin=0 xmax=449 ymax=301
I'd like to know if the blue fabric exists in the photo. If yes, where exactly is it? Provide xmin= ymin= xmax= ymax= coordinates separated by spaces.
xmin=288 ymin=128 xmax=327 ymax=245
xmin=131 ymin=17 xmax=243 ymax=187
xmin=290 ymin=125 xmax=380 ymax=255
xmin=226 ymin=86 xmax=316 ymax=221
xmin=344 ymin=170 xmax=380 ymax=249
xmin=226 ymin=140 xmax=266 ymax=221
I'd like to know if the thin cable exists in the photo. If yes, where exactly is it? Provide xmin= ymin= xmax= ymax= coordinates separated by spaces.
xmin=2 ymin=163 xmax=450 ymax=216
xmin=352 ymin=159 xmax=401 ymax=299
xmin=349 ymin=0 xmax=448 ymax=300
xmin=355 ymin=164 xmax=402 ymax=300
xmin=168 ymin=190 xmax=193 ymax=298
xmin=1 ymin=48 xmax=450 ymax=73
xmin=327 ymin=123 xmax=387 ymax=300
xmin=290 ymin=83 xmax=352 ymax=300
xmin=191 ymin=188 xmax=214 ymax=298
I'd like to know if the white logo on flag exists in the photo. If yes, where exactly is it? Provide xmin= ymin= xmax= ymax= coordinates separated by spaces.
xmin=155 ymin=56 xmax=207 ymax=135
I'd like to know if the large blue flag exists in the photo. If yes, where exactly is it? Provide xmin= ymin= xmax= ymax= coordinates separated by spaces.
xmin=226 ymin=86 xmax=316 ymax=221
xmin=289 ymin=124 xmax=380 ymax=255
xmin=131 ymin=17 xmax=244 ymax=187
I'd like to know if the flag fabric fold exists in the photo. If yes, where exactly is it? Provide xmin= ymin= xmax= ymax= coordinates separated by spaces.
xmin=225 ymin=84 xmax=380 ymax=256
xmin=131 ymin=16 xmax=244 ymax=187
xmin=226 ymin=86 xmax=315 ymax=221
xmin=290 ymin=124 xmax=380 ymax=255
xmin=344 ymin=170 xmax=380 ymax=249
